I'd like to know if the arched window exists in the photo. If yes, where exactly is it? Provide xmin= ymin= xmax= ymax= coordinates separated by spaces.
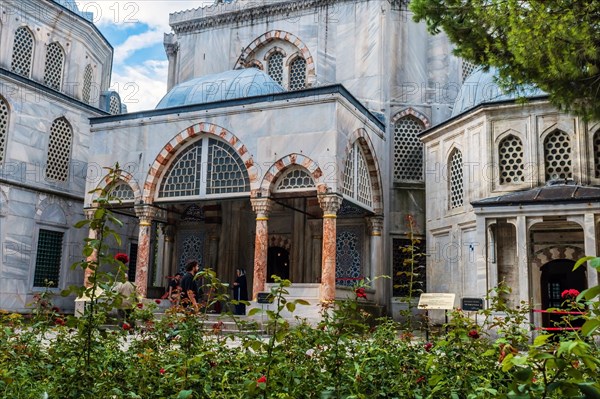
xmin=158 ymin=137 xmax=250 ymax=200
xmin=274 ymin=168 xmax=315 ymax=192
xmin=11 ymin=27 xmax=34 ymax=77
xmin=594 ymin=130 xmax=600 ymax=178
xmin=0 ymin=97 xmax=9 ymax=165
xmin=289 ymin=57 xmax=306 ymax=91
xmin=43 ymin=42 xmax=64 ymax=91
xmin=82 ymin=64 xmax=93 ymax=104
xmin=498 ymin=134 xmax=525 ymax=184
xmin=544 ymin=130 xmax=572 ymax=181
xmin=109 ymin=94 xmax=121 ymax=115
xmin=267 ymin=51 xmax=284 ymax=85
xmin=45 ymin=118 xmax=73 ymax=182
xmin=461 ymin=59 xmax=477 ymax=83
xmin=341 ymin=142 xmax=373 ymax=209
xmin=393 ymin=115 xmax=425 ymax=182
xmin=109 ymin=181 xmax=135 ymax=202
xmin=448 ymin=148 xmax=464 ymax=209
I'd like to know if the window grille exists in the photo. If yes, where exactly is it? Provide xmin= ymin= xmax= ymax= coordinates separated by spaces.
xmin=109 ymin=94 xmax=121 ymax=115
xmin=158 ymin=137 xmax=250 ymax=199
xmin=33 ymin=229 xmax=64 ymax=287
xmin=11 ymin=27 xmax=34 ymax=77
xmin=110 ymin=181 xmax=134 ymax=201
xmin=43 ymin=42 xmax=64 ymax=91
xmin=159 ymin=141 xmax=203 ymax=198
xmin=341 ymin=147 xmax=355 ymax=198
xmin=45 ymin=118 xmax=73 ymax=182
xmin=336 ymin=227 xmax=363 ymax=287
xmin=342 ymin=144 xmax=373 ymax=208
xmin=498 ymin=134 xmax=525 ymax=184
xmin=393 ymin=238 xmax=426 ymax=297
xmin=594 ymin=131 xmax=600 ymax=178
xmin=461 ymin=60 xmax=477 ymax=82
xmin=544 ymin=130 xmax=572 ymax=181
xmin=82 ymin=64 xmax=93 ymax=104
xmin=267 ymin=52 xmax=284 ymax=85
xmin=0 ymin=97 xmax=9 ymax=164
xmin=448 ymin=149 xmax=464 ymax=209
xmin=289 ymin=57 xmax=306 ymax=90
xmin=393 ymin=116 xmax=424 ymax=181
xmin=178 ymin=233 xmax=205 ymax=271
xmin=274 ymin=168 xmax=315 ymax=191
xmin=206 ymin=138 xmax=250 ymax=194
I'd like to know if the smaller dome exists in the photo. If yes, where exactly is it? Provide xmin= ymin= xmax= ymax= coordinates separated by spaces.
xmin=53 ymin=0 xmax=93 ymax=21
xmin=452 ymin=68 xmax=545 ymax=117
xmin=156 ymin=68 xmax=285 ymax=109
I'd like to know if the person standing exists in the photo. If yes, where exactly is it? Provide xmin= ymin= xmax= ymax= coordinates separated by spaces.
xmin=180 ymin=260 xmax=201 ymax=310
xmin=168 ymin=272 xmax=183 ymax=305
xmin=114 ymin=279 xmax=137 ymax=326
xmin=232 ymin=268 xmax=248 ymax=315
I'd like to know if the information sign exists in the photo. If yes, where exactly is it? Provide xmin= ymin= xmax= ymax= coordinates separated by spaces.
xmin=417 ymin=293 xmax=456 ymax=310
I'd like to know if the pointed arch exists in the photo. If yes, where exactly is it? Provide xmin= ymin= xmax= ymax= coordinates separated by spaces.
xmin=45 ymin=117 xmax=73 ymax=182
xmin=144 ymin=122 xmax=256 ymax=203
xmin=543 ymin=129 xmax=572 ymax=181
xmin=43 ymin=41 xmax=65 ymax=91
xmin=0 ymin=95 xmax=10 ymax=165
xmin=35 ymin=197 xmax=68 ymax=226
xmin=448 ymin=147 xmax=464 ymax=209
xmin=259 ymin=153 xmax=322 ymax=196
xmin=391 ymin=107 xmax=430 ymax=128
xmin=341 ymin=129 xmax=383 ymax=214
xmin=498 ymin=133 xmax=525 ymax=185
xmin=531 ymin=245 xmax=586 ymax=270
xmin=93 ymin=170 xmax=142 ymax=204
xmin=235 ymin=30 xmax=315 ymax=84
xmin=11 ymin=26 xmax=34 ymax=77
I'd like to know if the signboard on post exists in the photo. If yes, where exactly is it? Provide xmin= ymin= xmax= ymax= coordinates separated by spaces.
xmin=417 ymin=293 xmax=456 ymax=310
xmin=462 ymin=297 xmax=484 ymax=311
xmin=256 ymin=292 xmax=273 ymax=304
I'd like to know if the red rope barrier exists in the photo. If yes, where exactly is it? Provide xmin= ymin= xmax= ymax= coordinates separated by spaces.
xmin=534 ymin=327 xmax=581 ymax=331
xmin=532 ymin=309 xmax=586 ymax=315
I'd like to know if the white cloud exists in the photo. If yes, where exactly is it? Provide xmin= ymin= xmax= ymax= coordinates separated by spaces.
xmin=113 ymin=29 xmax=164 ymax=61
xmin=77 ymin=1 xmax=212 ymax=32
xmin=111 ymin=59 xmax=169 ymax=112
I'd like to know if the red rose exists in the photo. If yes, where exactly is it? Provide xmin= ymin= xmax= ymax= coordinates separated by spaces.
xmin=159 ymin=368 xmax=165 ymax=375
xmin=54 ymin=318 xmax=65 ymax=326
xmin=155 ymin=299 xmax=161 ymax=305
xmin=257 ymin=375 xmax=267 ymax=385
xmin=51 ymin=306 xmax=60 ymax=313
xmin=561 ymin=289 xmax=580 ymax=299
xmin=468 ymin=329 xmax=479 ymax=339
xmin=115 ymin=253 xmax=129 ymax=264
xmin=122 ymin=323 xmax=131 ymax=330
xmin=355 ymin=287 xmax=367 ymax=299
xmin=424 ymin=342 xmax=433 ymax=352
xmin=416 ymin=376 xmax=426 ymax=384
xmin=137 ymin=303 xmax=143 ymax=309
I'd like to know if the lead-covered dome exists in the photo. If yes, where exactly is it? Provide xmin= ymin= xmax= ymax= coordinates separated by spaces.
xmin=156 ymin=68 xmax=285 ymax=109
xmin=452 ymin=68 xmax=545 ymax=117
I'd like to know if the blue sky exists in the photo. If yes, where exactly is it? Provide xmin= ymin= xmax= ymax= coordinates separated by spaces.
xmin=77 ymin=1 xmax=213 ymax=112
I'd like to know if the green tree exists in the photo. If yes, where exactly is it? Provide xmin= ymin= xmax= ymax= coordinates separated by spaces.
xmin=410 ymin=0 xmax=600 ymax=120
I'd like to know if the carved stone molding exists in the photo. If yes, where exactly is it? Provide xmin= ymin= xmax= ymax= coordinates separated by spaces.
xmin=317 ymin=193 xmax=342 ymax=216
xmin=250 ymin=198 xmax=273 ymax=219
xmin=366 ymin=216 xmax=383 ymax=236
xmin=135 ymin=204 xmax=157 ymax=225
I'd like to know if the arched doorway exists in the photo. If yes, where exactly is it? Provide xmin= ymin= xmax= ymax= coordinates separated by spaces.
xmin=267 ymin=246 xmax=290 ymax=282
xmin=540 ymin=259 xmax=587 ymax=327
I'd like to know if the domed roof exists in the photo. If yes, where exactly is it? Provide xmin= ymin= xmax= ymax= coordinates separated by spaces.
xmin=451 ymin=68 xmax=545 ymax=117
xmin=156 ymin=68 xmax=285 ymax=109
xmin=53 ymin=0 xmax=93 ymax=21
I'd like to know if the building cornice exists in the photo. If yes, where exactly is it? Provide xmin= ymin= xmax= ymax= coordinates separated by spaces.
xmin=170 ymin=0 xmax=406 ymax=33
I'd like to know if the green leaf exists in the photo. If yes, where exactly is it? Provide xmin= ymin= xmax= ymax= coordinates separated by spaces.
xmin=533 ymin=334 xmax=552 ymax=346
xmin=248 ymin=308 xmax=262 ymax=316
xmin=294 ymin=299 xmax=310 ymax=306
xmin=591 ymin=257 xmax=600 ymax=269
xmin=574 ymin=256 xmax=596 ymax=270
xmin=177 ymin=390 xmax=194 ymax=399
xmin=578 ymin=384 xmax=600 ymax=399
xmin=94 ymin=208 xmax=105 ymax=219
xmin=581 ymin=285 xmax=600 ymax=301
xmin=286 ymin=302 xmax=296 ymax=313
xmin=74 ymin=220 xmax=90 ymax=228
xmin=581 ymin=319 xmax=600 ymax=337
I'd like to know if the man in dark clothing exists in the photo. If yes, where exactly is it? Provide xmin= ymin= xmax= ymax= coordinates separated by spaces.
xmin=180 ymin=260 xmax=201 ymax=310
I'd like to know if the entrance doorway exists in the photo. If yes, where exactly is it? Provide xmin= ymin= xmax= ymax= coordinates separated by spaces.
xmin=540 ymin=259 xmax=587 ymax=327
xmin=267 ymin=246 xmax=290 ymax=282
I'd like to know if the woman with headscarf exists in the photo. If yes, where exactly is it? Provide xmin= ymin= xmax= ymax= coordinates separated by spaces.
xmin=232 ymin=268 xmax=248 ymax=315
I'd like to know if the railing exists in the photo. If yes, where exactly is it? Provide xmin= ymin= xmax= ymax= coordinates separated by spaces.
xmin=532 ymin=309 xmax=586 ymax=331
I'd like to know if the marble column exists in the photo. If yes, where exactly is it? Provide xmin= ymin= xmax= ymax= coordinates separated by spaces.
xmin=367 ymin=216 xmax=384 ymax=304
xmin=515 ymin=216 xmax=529 ymax=306
xmin=134 ymin=204 xmax=157 ymax=298
xmin=250 ymin=198 xmax=273 ymax=300
xmin=583 ymin=213 xmax=599 ymax=288
xmin=318 ymin=193 xmax=343 ymax=302
xmin=83 ymin=208 xmax=99 ymax=288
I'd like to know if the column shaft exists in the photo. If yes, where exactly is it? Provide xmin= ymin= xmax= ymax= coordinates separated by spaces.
xmin=251 ymin=198 xmax=272 ymax=300
xmin=318 ymin=194 xmax=342 ymax=302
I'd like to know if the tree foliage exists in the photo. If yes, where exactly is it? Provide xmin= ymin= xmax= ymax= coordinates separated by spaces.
xmin=410 ymin=0 xmax=600 ymax=120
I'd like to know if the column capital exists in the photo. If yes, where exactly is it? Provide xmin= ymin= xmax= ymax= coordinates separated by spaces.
xmin=366 ymin=215 xmax=384 ymax=236
xmin=251 ymin=198 xmax=273 ymax=220
xmin=135 ymin=204 xmax=157 ymax=226
xmin=317 ymin=193 xmax=343 ymax=217
xmin=84 ymin=207 xmax=98 ymax=221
